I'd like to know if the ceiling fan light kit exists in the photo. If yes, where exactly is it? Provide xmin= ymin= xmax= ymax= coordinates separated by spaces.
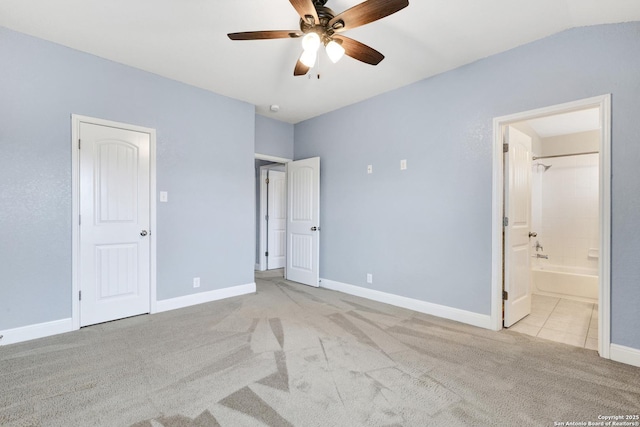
xmin=302 ymin=32 xmax=321 ymax=52
xmin=325 ymin=39 xmax=345 ymax=63
xmin=227 ymin=0 xmax=409 ymax=76
xmin=300 ymin=49 xmax=318 ymax=67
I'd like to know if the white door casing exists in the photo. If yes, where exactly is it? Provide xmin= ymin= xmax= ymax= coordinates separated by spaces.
xmin=78 ymin=121 xmax=152 ymax=327
xmin=267 ymin=170 xmax=286 ymax=269
xmin=286 ymin=157 xmax=320 ymax=287
xmin=504 ymin=126 xmax=533 ymax=327
xmin=492 ymin=95 xmax=611 ymax=359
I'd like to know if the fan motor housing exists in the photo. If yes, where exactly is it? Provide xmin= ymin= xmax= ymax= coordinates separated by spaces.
xmin=300 ymin=6 xmax=337 ymax=38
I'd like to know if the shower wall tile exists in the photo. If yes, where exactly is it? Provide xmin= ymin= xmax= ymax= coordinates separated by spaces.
xmin=531 ymin=152 xmax=599 ymax=270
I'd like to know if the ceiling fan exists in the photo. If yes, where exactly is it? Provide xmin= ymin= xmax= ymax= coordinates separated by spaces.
xmin=227 ymin=0 xmax=409 ymax=76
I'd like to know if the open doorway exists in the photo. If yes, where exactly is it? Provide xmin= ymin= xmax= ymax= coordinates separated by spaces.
xmin=255 ymin=158 xmax=287 ymax=273
xmin=491 ymin=95 xmax=611 ymax=359
xmin=254 ymin=154 xmax=321 ymax=287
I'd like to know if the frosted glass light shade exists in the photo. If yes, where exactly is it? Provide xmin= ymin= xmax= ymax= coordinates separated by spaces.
xmin=325 ymin=40 xmax=345 ymax=63
xmin=301 ymin=32 xmax=321 ymax=52
xmin=300 ymin=49 xmax=317 ymax=67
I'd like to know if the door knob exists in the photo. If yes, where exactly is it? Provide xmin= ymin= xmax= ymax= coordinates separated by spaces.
xmin=529 ymin=232 xmax=537 ymax=238
xmin=140 ymin=230 xmax=148 ymax=237
xmin=310 ymin=226 xmax=318 ymax=231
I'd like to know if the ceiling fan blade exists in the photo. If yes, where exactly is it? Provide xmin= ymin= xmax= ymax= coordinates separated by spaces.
xmin=228 ymin=30 xmax=303 ymax=40
xmin=333 ymin=36 xmax=384 ymax=65
xmin=290 ymin=0 xmax=319 ymax=25
xmin=294 ymin=57 xmax=310 ymax=76
xmin=329 ymin=0 xmax=409 ymax=32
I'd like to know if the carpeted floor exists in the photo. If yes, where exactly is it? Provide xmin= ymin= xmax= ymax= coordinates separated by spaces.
xmin=1 ymin=271 xmax=639 ymax=426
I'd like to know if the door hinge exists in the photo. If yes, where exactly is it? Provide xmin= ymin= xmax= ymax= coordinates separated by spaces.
xmin=78 ymin=139 xmax=81 ymax=149
xmin=79 ymin=215 xmax=81 ymax=226
xmin=79 ymin=290 xmax=82 ymax=301
xmin=265 ymin=215 xmax=269 ymax=221
xmin=265 ymin=178 xmax=270 ymax=184
xmin=503 ymin=217 xmax=509 ymax=227
xmin=265 ymin=251 xmax=269 ymax=257
xmin=503 ymin=290 xmax=508 ymax=301
xmin=503 ymin=143 xmax=508 ymax=153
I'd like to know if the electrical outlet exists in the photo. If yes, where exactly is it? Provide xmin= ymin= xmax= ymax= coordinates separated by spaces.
xmin=367 ymin=165 xmax=373 ymax=174
xmin=193 ymin=277 xmax=200 ymax=288
xmin=366 ymin=273 xmax=373 ymax=284
xmin=400 ymin=159 xmax=407 ymax=170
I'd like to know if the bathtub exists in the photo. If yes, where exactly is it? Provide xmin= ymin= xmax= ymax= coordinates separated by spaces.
xmin=531 ymin=264 xmax=598 ymax=302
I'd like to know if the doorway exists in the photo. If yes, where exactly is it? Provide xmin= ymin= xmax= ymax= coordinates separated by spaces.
xmin=256 ymin=161 xmax=287 ymax=271
xmin=491 ymin=95 xmax=611 ymax=359
xmin=254 ymin=154 xmax=321 ymax=288
xmin=71 ymin=115 xmax=157 ymax=330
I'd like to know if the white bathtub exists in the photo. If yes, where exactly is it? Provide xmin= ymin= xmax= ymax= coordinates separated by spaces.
xmin=531 ymin=264 xmax=598 ymax=302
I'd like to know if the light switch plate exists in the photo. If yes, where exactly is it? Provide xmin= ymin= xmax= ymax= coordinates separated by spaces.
xmin=400 ymin=159 xmax=407 ymax=170
xmin=160 ymin=191 xmax=168 ymax=202
xmin=367 ymin=165 xmax=373 ymax=174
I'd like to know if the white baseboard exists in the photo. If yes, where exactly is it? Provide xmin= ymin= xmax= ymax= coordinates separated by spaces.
xmin=0 ymin=318 xmax=73 ymax=346
xmin=155 ymin=282 xmax=256 ymax=313
xmin=610 ymin=343 xmax=640 ymax=368
xmin=320 ymin=279 xmax=492 ymax=330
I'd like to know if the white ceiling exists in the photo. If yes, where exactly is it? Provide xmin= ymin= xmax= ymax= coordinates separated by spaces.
xmin=1 ymin=1 xmax=639 ymax=124
xmin=527 ymin=108 xmax=601 ymax=138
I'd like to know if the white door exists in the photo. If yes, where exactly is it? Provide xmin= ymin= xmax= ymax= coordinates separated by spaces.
xmin=504 ymin=126 xmax=533 ymax=327
xmin=286 ymin=157 xmax=320 ymax=287
xmin=79 ymin=123 xmax=151 ymax=327
xmin=267 ymin=170 xmax=286 ymax=269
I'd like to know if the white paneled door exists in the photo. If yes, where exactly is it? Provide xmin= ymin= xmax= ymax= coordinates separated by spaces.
xmin=504 ymin=126 xmax=533 ymax=327
xmin=286 ymin=157 xmax=320 ymax=287
xmin=79 ymin=122 xmax=151 ymax=327
xmin=267 ymin=170 xmax=286 ymax=269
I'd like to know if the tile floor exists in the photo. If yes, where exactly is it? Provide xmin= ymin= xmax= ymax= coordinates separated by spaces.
xmin=508 ymin=294 xmax=598 ymax=350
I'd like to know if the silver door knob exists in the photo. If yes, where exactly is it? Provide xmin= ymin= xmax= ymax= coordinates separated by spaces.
xmin=140 ymin=230 xmax=148 ymax=237
xmin=310 ymin=226 xmax=318 ymax=231
xmin=529 ymin=232 xmax=537 ymax=238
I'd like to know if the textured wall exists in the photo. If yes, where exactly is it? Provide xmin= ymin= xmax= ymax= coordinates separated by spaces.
xmin=295 ymin=22 xmax=640 ymax=349
xmin=0 ymin=27 xmax=255 ymax=330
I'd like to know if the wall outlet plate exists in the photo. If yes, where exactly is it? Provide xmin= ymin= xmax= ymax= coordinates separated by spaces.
xmin=193 ymin=277 xmax=200 ymax=288
xmin=366 ymin=273 xmax=373 ymax=283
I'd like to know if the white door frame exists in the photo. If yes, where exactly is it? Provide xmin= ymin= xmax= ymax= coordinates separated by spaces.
xmin=258 ymin=164 xmax=287 ymax=271
xmin=491 ymin=95 xmax=611 ymax=359
xmin=71 ymin=114 xmax=157 ymax=330
xmin=255 ymin=154 xmax=291 ymax=272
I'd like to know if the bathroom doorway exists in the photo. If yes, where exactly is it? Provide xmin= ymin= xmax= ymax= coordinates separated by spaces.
xmin=491 ymin=95 xmax=611 ymax=359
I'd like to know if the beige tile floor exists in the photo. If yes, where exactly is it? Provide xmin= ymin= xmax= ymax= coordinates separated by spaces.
xmin=508 ymin=294 xmax=598 ymax=350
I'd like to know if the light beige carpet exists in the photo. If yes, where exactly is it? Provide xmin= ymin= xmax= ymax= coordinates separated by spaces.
xmin=1 ymin=271 xmax=639 ymax=426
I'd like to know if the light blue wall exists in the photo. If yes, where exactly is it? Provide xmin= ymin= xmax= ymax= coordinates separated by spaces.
xmin=255 ymin=115 xmax=294 ymax=160
xmin=294 ymin=22 xmax=640 ymax=350
xmin=254 ymin=116 xmax=293 ymax=266
xmin=0 ymin=27 xmax=255 ymax=330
